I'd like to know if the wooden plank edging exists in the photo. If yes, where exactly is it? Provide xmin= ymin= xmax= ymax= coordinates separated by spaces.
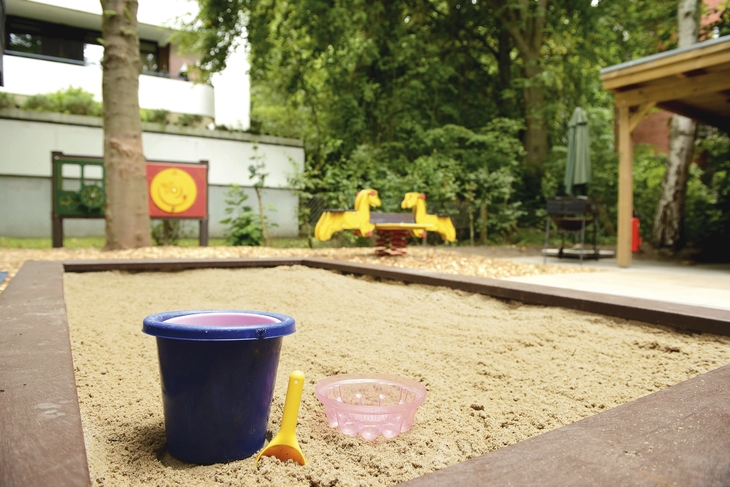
xmin=400 ymin=362 xmax=730 ymax=486
xmin=0 ymin=261 xmax=91 ymax=487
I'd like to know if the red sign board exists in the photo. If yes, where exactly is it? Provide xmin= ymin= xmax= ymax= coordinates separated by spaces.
xmin=146 ymin=162 xmax=207 ymax=218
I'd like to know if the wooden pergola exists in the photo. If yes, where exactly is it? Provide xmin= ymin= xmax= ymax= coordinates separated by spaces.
xmin=601 ymin=35 xmax=730 ymax=267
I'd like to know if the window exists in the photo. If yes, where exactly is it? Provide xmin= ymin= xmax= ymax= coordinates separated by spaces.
xmin=4 ymin=16 xmax=163 ymax=73
xmin=140 ymin=40 xmax=158 ymax=73
xmin=5 ymin=16 xmax=85 ymax=61
xmin=8 ymin=33 xmax=41 ymax=54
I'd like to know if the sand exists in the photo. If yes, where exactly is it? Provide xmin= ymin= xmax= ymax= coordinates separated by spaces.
xmin=64 ymin=266 xmax=730 ymax=487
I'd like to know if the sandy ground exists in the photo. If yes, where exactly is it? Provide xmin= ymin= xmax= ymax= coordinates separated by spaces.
xmin=0 ymin=245 xmax=597 ymax=294
xmin=63 ymin=265 xmax=730 ymax=487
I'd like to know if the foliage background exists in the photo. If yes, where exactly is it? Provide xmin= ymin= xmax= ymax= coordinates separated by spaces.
xmin=7 ymin=1 xmax=727 ymax=254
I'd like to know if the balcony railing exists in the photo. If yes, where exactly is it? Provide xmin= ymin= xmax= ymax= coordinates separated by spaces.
xmin=1 ymin=52 xmax=215 ymax=119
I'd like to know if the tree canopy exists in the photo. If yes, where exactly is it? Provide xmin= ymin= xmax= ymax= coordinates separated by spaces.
xmin=178 ymin=0 xmax=730 ymax=255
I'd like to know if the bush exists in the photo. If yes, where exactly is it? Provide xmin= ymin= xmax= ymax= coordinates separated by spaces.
xmin=22 ymin=87 xmax=102 ymax=116
xmin=0 ymin=91 xmax=18 ymax=109
xmin=176 ymin=114 xmax=203 ymax=127
xmin=631 ymin=145 xmax=667 ymax=241
xmin=685 ymin=129 xmax=730 ymax=259
xmin=150 ymin=219 xmax=189 ymax=246
xmin=141 ymin=109 xmax=170 ymax=124
xmin=220 ymin=185 xmax=264 ymax=246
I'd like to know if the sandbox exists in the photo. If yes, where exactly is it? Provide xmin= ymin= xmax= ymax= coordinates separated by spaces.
xmin=2 ymin=258 xmax=730 ymax=487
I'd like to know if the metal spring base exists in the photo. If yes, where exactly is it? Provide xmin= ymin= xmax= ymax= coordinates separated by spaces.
xmin=375 ymin=229 xmax=409 ymax=257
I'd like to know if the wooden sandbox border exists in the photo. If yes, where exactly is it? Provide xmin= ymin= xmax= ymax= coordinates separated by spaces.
xmin=1 ymin=257 xmax=729 ymax=486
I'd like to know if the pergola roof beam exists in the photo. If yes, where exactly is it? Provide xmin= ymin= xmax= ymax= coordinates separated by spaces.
xmin=601 ymin=36 xmax=730 ymax=90
xmin=615 ymin=68 xmax=730 ymax=107
xmin=657 ymin=100 xmax=730 ymax=132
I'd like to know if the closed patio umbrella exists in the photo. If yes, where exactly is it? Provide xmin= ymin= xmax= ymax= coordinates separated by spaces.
xmin=564 ymin=107 xmax=591 ymax=196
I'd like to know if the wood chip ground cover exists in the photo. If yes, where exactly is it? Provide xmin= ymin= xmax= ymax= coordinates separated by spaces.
xmin=0 ymin=245 xmax=594 ymax=294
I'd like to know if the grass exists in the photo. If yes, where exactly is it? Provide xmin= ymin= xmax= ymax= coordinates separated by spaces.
xmin=0 ymin=237 xmax=310 ymax=249
xmin=0 ymin=237 xmax=105 ymax=249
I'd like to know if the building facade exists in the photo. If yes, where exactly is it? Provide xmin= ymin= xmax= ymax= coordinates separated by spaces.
xmin=0 ymin=0 xmax=304 ymax=240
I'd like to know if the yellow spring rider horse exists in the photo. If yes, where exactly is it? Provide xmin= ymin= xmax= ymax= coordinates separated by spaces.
xmin=314 ymin=189 xmax=382 ymax=241
xmin=401 ymin=192 xmax=456 ymax=242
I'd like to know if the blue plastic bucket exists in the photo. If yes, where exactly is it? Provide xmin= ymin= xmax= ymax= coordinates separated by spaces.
xmin=142 ymin=310 xmax=295 ymax=464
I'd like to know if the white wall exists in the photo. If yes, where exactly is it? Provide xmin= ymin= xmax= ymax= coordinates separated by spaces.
xmin=0 ymin=113 xmax=305 ymax=238
xmin=143 ymin=133 xmax=302 ymax=187
xmin=1 ymin=55 xmax=216 ymax=118
xmin=0 ymin=116 xmax=303 ymax=186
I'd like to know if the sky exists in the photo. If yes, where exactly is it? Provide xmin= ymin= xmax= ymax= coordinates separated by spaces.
xmin=26 ymin=0 xmax=198 ymax=27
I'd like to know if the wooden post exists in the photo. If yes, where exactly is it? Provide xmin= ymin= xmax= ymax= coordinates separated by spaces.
xmin=51 ymin=151 xmax=63 ymax=248
xmin=199 ymin=218 xmax=209 ymax=247
xmin=199 ymin=159 xmax=209 ymax=247
xmin=52 ymin=216 xmax=63 ymax=248
xmin=617 ymin=104 xmax=634 ymax=267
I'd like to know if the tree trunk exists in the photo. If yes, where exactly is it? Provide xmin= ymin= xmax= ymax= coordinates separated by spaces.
xmin=652 ymin=116 xmax=696 ymax=248
xmin=479 ymin=202 xmax=488 ymax=245
xmin=496 ymin=26 xmax=516 ymax=120
xmin=652 ymin=0 xmax=699 ymax=249
xmin=101 ymin=0 xmax=151 ymax=249
xmin=522 ymin=60 xmax=548 ymax=169
xmin=502 ymin=0 xmax=549 ymax=169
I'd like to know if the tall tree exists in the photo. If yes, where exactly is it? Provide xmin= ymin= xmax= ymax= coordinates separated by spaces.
xmin=497 ymin=0 xmax=548 ymax=170
xmin=652 ymin=0 xmax=700 ymax=249
xmin=100 ymin=0 xmax=151 ymax=248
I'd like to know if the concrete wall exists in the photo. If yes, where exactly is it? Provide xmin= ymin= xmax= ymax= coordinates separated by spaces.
xmin=1 ymin=55 xmax=216 ymax=119
xmin=0 ymin=110 xmax=304 ymax=239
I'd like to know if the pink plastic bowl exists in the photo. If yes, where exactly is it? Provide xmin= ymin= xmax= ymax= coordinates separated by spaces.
xmin=314 ymin=373 xmax=427 ymax=440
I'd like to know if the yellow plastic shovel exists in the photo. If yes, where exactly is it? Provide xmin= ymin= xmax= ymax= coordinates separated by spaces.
xmin=255 ymin=370 xmax=306 ymax=466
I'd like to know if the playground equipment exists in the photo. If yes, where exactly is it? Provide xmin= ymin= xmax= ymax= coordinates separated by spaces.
xmin=401 ymin=192 xmax=456 ymax=242
xmin=255 ymin=370 xmax=306 ymax=466
xmin=314 ymin=190 xmax=456 ymax=256
xmin=314 ymin=189 xmax=382 ymax=241
xmin=51 ymin=152 xmax=209 ymax=247
xmin=142 ymin=310 xmax=296 ymax=464
xmin=315 ymin=373 xmax=427 ymax=440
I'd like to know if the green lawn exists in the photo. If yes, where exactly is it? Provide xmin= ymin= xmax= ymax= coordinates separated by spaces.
xmin=0 ymin=237 xmax=311 ymax=249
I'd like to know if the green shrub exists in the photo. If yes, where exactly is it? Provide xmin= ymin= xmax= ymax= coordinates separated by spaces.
xmin=0 ymin=91 xmax=18 ymax=109
xmin=220 ymin=185 xmax=264 ymax=246
xmin=631 ymin=145 xmax=667 ymax=241
xmin=685 ymin=129 xmax=730 ymax=259
xmin=22 ymin=93 xmax=55 ymax=112
xmin=22 ymin=87 xmax=102 ymax=116
xmin=150 ymin=219 xmax=189 ymax=246
xmin=141 ymin=109 xmax=170 ymax=124
xmin=176 ymin=114 xmax=203 ymax=127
